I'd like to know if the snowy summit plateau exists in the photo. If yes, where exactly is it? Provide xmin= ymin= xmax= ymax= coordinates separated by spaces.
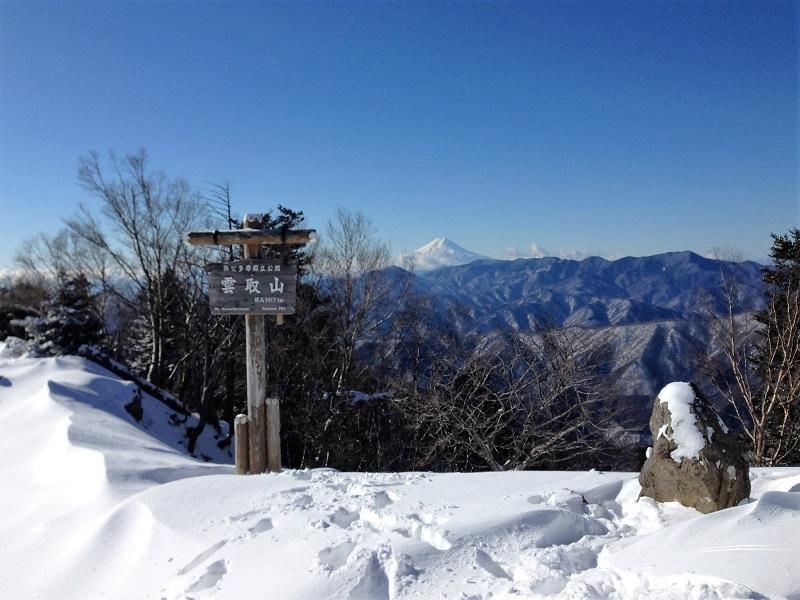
xmin=1 ymin=344 xmax=799 ymax=599
xmin=397 ymin=238 xmax=491 ymax=272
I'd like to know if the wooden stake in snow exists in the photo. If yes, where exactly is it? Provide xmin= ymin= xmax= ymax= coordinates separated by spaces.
xmin=234 ymin=414 xmax=249 ymax=475
xmin=186 ymin=215 xmax=314 ymax=474
xmin=248 ymin=394 xmax=267 ymax=474
xmin=265 ymin=397 xmax=281 ymax=473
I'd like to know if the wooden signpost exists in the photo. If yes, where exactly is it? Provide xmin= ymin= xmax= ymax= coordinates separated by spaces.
xmin=186 ymin=215 xmax=315 ymax=474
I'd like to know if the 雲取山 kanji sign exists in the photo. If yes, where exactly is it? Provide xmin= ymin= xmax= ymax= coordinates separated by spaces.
xmin=206 ymin=260 xmax=297 ymax=315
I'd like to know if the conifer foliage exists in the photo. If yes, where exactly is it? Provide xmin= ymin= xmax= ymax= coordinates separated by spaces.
xmin=754 ymin=228 xmax=800 ymax=463
xmin=711 ymin=227 xmax=800 ymax=466
xmin=26 ymin=273 xmax=103 ymax=355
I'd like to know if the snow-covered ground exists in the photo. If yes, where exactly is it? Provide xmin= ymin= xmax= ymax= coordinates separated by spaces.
xmin=1 ymin=349 xmax=799 ymax=600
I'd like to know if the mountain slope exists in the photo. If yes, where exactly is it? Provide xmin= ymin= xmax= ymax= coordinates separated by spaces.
xmin=417 ymin=251 xmax=763 ymax=331
xmin=383 ymin=252 xmax=764 ymax=423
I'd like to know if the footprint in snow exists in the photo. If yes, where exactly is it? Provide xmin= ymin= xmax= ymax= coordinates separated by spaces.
xmin=373 ymin=490 xmax=396 ymax=509
xmin=228 ymin=509 xmax=260 ymax=522
xmin=476 ymin=549 xmax=512 ymax=580
xmin=248 ymin=518 xmax=273 ymax=534
xmin=370 ymin=513 xmax=450 ymax=551
xmin=185 ymin=559 xmax=227 ymax=595
xmin=318 ymin=541 xmax=356 ymax=570
xmin=292 ymin=494 xmax=313 ymax=509
xmin=279 ymin=486 xmax=310 ymax=495
xmin=349 ymin=552 xmax=390 ymax=600
xmin=178 ymin=540 xmax=227 ymax=576
xmin=329 ymin=507 xmax=360 ymax=528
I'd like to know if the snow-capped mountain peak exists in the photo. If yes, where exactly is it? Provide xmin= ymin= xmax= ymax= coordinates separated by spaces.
xmin=398 ymin=237 xmax=490 ymax=272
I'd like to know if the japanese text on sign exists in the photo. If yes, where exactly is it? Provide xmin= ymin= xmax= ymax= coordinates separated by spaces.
xmin=206 ymin=260 xmax=297 ymax=315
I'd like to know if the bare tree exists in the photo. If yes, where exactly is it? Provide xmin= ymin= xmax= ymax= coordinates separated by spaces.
xmin=65 ymin=149 xmax=206 ymax=386
xmin=707 ymin=240 xmax=800 ymax=466
xmin=312 ymin=208 xmax=409 ymax=395
xmin=205 ymin=181 xmax=239 ymax=260
xmin=709 ymin=282 xmax=800 ymax=466
xmin=16 ymin=230 xmax=83 ymax=282
xmin=400 ymin=327 xmax=617 ymax=472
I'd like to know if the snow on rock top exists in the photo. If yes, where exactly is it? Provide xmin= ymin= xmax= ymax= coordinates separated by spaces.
xmin=0 ymin=336 xmax=29 ymax=359
xmin=397 ymin=237 xmax=491 ymax=272
xmin=657 ymin=381 xmax=706 ymax=462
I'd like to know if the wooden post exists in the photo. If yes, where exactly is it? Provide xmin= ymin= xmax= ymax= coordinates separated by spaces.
xmin=249 ymin=395 xmax=267 ymax=473
xmin=265 ymin=397 xmax=281 ymax=472
xmin=186 ymin=216 xmax=312 ymax=475
xmin=234 ymin=414 xmax=249 ymax=475
xmin=243 ymin=215 xmax=270 ymax=473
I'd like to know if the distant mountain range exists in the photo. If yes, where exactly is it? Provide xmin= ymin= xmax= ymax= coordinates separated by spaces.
xmin=386 ymin=239 xmax=766 ymax=428
xmin=415 ymin=248 xmax=763 ymax=330
xmin=394 ymin=239 xmax=763 ymax=329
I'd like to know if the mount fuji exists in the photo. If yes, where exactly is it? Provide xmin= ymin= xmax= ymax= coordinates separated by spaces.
xmin=397 ymin=238 xmax=491 ymax=272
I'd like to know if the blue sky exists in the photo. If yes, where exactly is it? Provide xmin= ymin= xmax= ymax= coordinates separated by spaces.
xmin=1 ymin=1 xmax=797 ymax=267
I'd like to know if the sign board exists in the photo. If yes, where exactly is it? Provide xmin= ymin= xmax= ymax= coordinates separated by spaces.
xmin=206 ymin=260 xmax=297 ymax=315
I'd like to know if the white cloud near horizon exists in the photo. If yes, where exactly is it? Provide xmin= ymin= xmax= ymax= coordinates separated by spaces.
xmin=502 ymin=243 xmax=619 ymax=261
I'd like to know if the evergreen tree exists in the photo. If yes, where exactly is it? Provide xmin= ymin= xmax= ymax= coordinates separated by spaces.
xmin=755 ymin=228 xmax=800 ymax=390
xmin=27 ymin=273 xmax=103 ymax=355
xmin=246 ymin=206 xmax=309 ymax=272
xmin=752 ymin=228 xmax=800 ymax=463
xmin=0 ymin=277 xmax=49 ymax=340
xmin=761 ymin=228 xmax=800 ymax=292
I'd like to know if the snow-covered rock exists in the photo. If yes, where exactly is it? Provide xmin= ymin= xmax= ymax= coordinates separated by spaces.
xmin=0 ymin=356 xmax=797 ymax=599
xmin=639 ymin=382 xmax=750 ymax=513
xmin=0 ymin=335 xmax=31 ymax=359
xmin=397 ymin=237 xmax=491 ymax=272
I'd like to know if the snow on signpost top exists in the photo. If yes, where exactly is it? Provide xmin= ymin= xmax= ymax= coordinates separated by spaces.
xmin=657 ymin=381 xmax=706 ymax=462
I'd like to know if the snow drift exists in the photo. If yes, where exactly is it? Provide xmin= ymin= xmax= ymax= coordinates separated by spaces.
xmin=0 ymin=350 xmax=799 ymax=599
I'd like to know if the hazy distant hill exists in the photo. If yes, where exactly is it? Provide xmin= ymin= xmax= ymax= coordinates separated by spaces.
xmin=417 ymin=250 xmax=764 ymax=331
